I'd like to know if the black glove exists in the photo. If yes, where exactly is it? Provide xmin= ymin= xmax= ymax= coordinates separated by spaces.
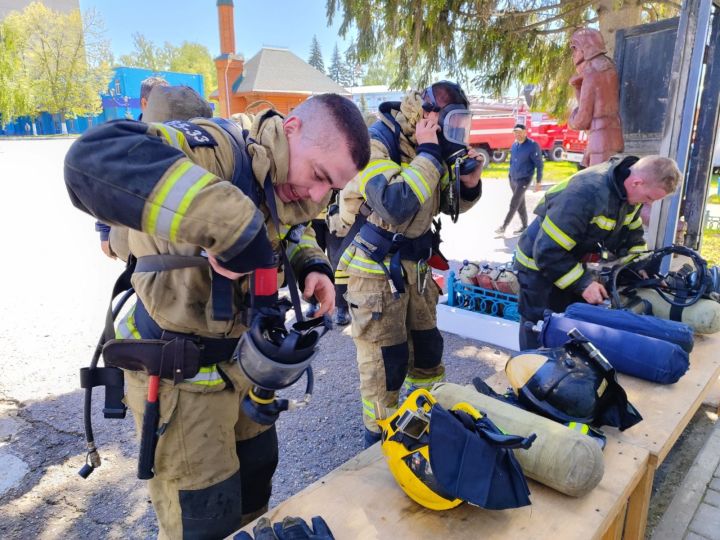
xmin=234 ymin=516 xmax=334 ymax=540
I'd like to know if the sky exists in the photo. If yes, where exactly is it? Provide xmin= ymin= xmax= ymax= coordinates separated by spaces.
xmin=78 ymin=0 xmax=354 ymax=66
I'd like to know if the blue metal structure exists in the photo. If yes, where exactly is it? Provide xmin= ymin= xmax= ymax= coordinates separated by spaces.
xmin=0 ymin=66 xmax=207 ymax=136
xmin=446 ymin=271 xmax=520 ymax=321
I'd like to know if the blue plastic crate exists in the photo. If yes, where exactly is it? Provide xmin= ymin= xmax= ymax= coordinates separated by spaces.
xmin=446 ymin=271 xmax=520 ymax=321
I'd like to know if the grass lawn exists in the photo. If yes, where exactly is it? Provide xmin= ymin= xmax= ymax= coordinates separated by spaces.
xmin=701 ymin=230 xmax=720 ymax=266
xmin=482 ymin=160 xmax=579 ymax=184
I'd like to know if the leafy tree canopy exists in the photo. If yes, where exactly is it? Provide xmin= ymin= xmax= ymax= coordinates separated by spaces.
xmin=327 ymin=0 xmax=679 ymax=116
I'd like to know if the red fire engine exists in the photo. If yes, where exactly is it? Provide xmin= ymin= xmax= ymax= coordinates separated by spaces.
xmin=468 ymin=99 xmax=583 ymax=165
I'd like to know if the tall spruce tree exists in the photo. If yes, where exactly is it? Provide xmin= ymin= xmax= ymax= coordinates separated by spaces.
xmin=308 ymin=35 xmax=325 ymax=73
xmin=327 ymin=0 xmax=679 ymax=116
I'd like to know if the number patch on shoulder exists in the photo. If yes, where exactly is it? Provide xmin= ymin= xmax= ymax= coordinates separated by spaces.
xmin=165 ymin=120 xmax=217 ymax=148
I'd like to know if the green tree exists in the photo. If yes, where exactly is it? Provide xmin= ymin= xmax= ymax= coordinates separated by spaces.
xmin=119 ymin=34 xmax=218 ymax=99
xmin=17 ymin=3 xmax=112 ymax=132
xmin=344 ymin=43 xmax=362 ymax=87
xmin=328 ymin=0 xmax=679 ymax=117
xmin=119 ymin=33 xmax=172 ymax=72
xmin=308 ymin=35 xmax=325 ymax=73
xmin=168 ymin=42 xmax=218 ymax=99
xmin=0 ymin=14 xmax=35 ymax=126
xmin=328 ymin=43 xmax=352 ymax=86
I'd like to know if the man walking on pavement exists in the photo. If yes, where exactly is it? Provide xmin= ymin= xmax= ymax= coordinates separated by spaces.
xmin=496 ymin=123 xmax=544 ymax=236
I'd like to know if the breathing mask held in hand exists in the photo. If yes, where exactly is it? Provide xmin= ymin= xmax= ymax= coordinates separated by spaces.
xmin=421 ymin=81 xmax=476 ymax=176
xmin=421 ymin=81 xmax=477 ymax=222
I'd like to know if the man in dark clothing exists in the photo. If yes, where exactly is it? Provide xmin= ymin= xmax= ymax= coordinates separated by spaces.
xmin=514 ymin=154 xmax=680 ymax=349
xmin=496 ymin=124 xmax=544 ymax=236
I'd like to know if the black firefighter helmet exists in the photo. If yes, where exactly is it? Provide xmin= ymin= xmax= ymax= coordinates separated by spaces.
xmin=506 ymin=329 xmax=642 ymax=431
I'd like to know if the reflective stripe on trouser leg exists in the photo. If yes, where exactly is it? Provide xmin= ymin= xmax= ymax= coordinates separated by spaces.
xmin=404 ymin=277 xmax=445 ymax=393
xmin=349 ymin=277 xmax=410 ymax=433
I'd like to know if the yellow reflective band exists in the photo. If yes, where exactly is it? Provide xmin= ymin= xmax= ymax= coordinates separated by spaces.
xmin=624 ymin=206 xmax=641 ymax=225
xmin=542 ymin=216 xmax=577 ymax=251
xmin=629 ymin=244 xmax=647 ymax=253
xmin=185 ymin=365 xmax=224 ymax=386
xmin=278 ymin=223 xmax=292 ymax=240
xmin=568 ymin=422 xmax=590 ymax=434
xmin=146 ymin=161 xmax=193 ymax=235
xmin=628 ymin=217 xmax=643 ymax=230
xmin=154 ymin=124 xmax=186 ymax=149
xmin=362 ymin=399 xmax=376 ymax=419
xmin=401 ymin=165 xmax=432 ymax=202
xmin=168 ymin=171 xmax=214 ymax=242
xmin=400 ymin=171 xmax=428 ymax=204
xmin=115 ymin=305 xmax=142 ymax=339
xmin=554 ymin=263 xmax=584 ymax=289
xmin=440 ymin=172 xmax=450 ymax=189
xmin=515 ymin=246 xmax=539 ymax=271
xmin=403 ymin=374 xmax=445 ymax=387
xmin=590 ymin=215 xmax=616 ymax=231
xmin=359 ymin=160 xmax=397 ymax=194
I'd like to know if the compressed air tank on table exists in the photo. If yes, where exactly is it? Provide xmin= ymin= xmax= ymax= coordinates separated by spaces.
xmin=627 ymin=289 xmax=720 ymax=335
xmin=539 ymin=312 xmax=689 ymax=384
xmin=564 ymin=303 xmax=694 ymax=352
xmin=432 ymin=382 xmax=604 ymax=497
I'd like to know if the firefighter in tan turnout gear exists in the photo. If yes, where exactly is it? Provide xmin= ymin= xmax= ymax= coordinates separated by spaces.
xmin=64 ymin=94 xmax=370 ymax=539
xmin=331 ymin=82 xmax=483 ymax=446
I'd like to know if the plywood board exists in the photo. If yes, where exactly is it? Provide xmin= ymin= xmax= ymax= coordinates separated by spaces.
xmin=233 ymin=440 xmax=648 ymax=540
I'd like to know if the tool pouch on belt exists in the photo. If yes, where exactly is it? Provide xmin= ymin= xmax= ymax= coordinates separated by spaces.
xmin=102 ymin=338 xmax=201 ymax=385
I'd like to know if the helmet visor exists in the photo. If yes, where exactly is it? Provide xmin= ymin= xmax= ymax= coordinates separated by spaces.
xmin=441 ymin=107 xmax=472 ymax=147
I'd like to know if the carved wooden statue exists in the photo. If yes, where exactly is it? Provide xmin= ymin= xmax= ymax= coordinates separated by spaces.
xmin=568 ymin=28 xmax=624 ymax=167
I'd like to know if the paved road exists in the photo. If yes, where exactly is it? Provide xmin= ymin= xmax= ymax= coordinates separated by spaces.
xmin=0 ymin=138 xmax=508 ymax=539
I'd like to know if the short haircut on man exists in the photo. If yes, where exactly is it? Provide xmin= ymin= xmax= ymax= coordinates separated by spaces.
xmin=632 ymin=155 xmax=682 ymax=193
xmin=291 ymin=93 xmax=371 ymax=171
xmin=140 ymin=76 xmax=169 ymax=101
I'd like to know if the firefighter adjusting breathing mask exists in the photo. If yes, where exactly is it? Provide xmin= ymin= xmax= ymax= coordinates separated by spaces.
xmin=421 ymin=81 xmax=478 ymax=223
xmin=421 ymin=81 xmax=476 ymax=176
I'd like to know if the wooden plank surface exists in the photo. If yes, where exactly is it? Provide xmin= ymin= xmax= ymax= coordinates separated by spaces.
xmin=233 ymin=439 xmax=648 ymax=540
xmin=487 ymin=333 xmax=720 ymax=465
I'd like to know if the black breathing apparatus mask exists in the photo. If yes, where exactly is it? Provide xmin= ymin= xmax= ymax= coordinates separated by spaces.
xmin=421 ymin=81 xmax=476 ymax=176
xmin=421 ymin=81 xmax=478 ymax=222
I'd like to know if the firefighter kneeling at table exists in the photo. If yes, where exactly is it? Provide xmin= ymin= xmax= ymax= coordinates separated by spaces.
xmin=64 ymin=94 xmax=370 ymax=539
xmin=514 ymin=154 xmax=681 ymax=350
xmin=330 ymin=81 xmax=483 ymax=447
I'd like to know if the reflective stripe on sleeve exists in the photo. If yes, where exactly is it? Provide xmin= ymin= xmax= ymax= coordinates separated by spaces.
xmin=627 ymin=217 xmax=643 ymax=230
xmin=515 ymin=246 xmax=539 ymax=271
xmin=358 ymin=160 xmax=397 ymax=195
xmin=542 ymin=216 xmax=577 ymax=251
xmin=400 ymin=166 xmax=431 ymax=204
xmin=146 ymin=161 xmax=215 ymax=241
xmin=590 ymin=215 xmax=616 ymax=231
xmin=554 ymin=263 xmax=584 ymax=289
xmin=154 ymin=124 xmax=186 ymax=149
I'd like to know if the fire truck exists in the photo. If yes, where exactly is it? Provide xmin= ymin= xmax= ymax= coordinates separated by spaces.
xmin=559 ymin=128 xmax=588 ymax=166
xmin=468 ymin=99 xmax=571 ymax=164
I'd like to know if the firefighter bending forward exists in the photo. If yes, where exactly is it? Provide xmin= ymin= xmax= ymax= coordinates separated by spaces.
xmin=333 ymin=82 xmax=483 ymax=446
xmin=514 ymin=155 xmax=681 ymax=350
xmin=64 ymin=95 xmax=370 ymax=539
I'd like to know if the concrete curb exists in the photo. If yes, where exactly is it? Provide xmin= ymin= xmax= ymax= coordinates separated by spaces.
xmin=651 ymin=413 xmax=720 ymax=539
